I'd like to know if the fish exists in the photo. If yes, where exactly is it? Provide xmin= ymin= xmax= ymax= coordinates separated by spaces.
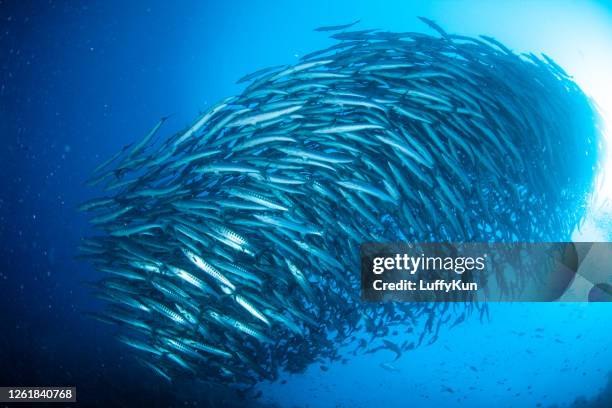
xmin=313 ymin=124 xmax=384 ymax=134
xmin=417 ymin=16 xmax=449 ymax=38
xmin=137 ymin=358 xmax=173 ymax=382
xmin=314 ymin=20 xmax=361 ymax=32
xmin=174 ymin=96 xmax=237 ymax=147
xmin=336 ymin=179 xmax=396 ymax=204
xmin=380 ymin=362 xmax=400 ymax=372
xmin=81 ymin=18 xmax=601 ymax=389
xmin=89 ymin=206 xmax=133 ymax=225
xmin=127 ymin=116 xmax=169 ymax=159
xmin=182 ymin=248 xmax=236 ymax=291
xmin=228 ymin=105 xmax=303 ymax=127
xmin=276 ymin=147 xmax=354 ymax=164
xmin=109 ymin=223 xmax=164 ymax=237
xmin=237 ymin=64 xmax=287 ymax=84
xmin=382 ymin=339 xmax=402 ymax=361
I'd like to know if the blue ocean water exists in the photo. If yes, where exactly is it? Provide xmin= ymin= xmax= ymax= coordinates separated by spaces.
xmin=1 ymin=1 xmax=611 ymax=407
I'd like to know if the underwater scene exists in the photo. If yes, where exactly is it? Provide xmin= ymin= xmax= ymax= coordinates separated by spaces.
xmin=1 ymin=1 xmax=611 ymax=407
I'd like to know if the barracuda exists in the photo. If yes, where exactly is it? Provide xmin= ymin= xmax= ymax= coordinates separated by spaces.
xmin=81 ymin=19 xmax=601 ymax=388
xmin=182 ymin=248 xmax=236 ymax=291
xmin=227 ymin=188 xmax=290 ymax=211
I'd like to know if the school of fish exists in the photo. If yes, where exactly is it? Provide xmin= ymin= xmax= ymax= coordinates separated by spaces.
xmin=78 ymin=19 xmax=603 ymax=387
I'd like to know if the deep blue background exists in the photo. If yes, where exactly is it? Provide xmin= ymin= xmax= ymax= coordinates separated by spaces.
xmin=1 ymin=1 xmax=611 ymax=407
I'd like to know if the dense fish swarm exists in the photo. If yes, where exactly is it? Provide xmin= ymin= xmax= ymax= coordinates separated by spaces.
xmin=79 ymin=20 xmax=602 ymax=386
